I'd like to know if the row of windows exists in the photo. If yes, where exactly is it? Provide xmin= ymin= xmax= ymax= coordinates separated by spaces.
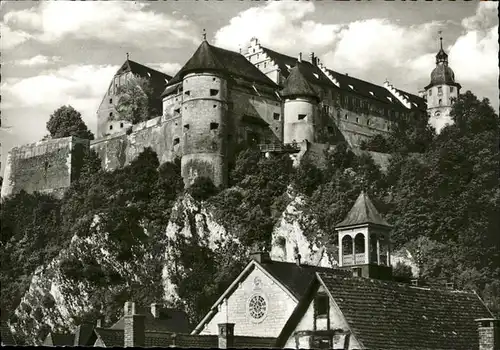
xmin=428 ymin=86 xmax=454 ymax=97
xmin=109 ymin=122 xmax=125 ymax=130
xmin=184 ymin=89 xmax=219 ymax=97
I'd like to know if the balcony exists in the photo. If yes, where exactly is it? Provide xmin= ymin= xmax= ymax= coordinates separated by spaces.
xmin=258 ymin=143 xmax=301 ymax=154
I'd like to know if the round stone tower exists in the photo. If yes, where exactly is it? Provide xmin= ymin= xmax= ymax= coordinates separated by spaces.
xmin=181 ymin=70 xmax=228 ymax=187
xmin=281 ymin=58 xmax=319 ymax=144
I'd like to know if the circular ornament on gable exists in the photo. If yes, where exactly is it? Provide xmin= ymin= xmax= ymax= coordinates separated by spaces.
xmin=247 ymin=293 xmax=268 ymax=323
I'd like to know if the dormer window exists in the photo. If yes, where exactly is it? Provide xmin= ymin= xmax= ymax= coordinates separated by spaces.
xmin=313 ymin=73 xmax=319 ymax=79
xmin=348 ymin=84 xmax=354 ymax=90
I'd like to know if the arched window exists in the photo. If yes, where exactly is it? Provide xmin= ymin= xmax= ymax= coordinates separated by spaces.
xmin=342 ymin=235 xmax=353 ymax=259
xmin=354 ymin=233 xmax=365 ymax=254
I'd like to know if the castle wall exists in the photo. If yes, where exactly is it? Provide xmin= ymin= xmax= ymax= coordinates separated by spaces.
xmin=230 ymin=87 xmax=282 ymax=146
xmin=1 ymin=136 xmax=89 ymax=198
xmin=90 ymin=116 xmax=182 ymax=171
xmin=335 ymin=107 xmax=391 ymax=147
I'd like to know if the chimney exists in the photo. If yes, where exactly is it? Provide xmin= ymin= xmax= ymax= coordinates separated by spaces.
xmin=310 ymin=52 xmax=316 ymax=66
xmin=150 ymin=303 xmax=161 ymax=319
xmin=294 ymin=246 xmax=301 ymax=266
xmin=475 ymin=318 xmax=500 ymax=350
xmin=218 ymin=323 xmax=235 ymax=349
xmin=124 ymin=301 xmax=145 ymax=348
xmin=298 ymin=52 xmax=302 ymax=63
xmin=250 ymin=251 xmax=271 ymax=264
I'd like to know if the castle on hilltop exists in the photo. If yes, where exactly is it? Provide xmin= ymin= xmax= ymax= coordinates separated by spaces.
xmin=1 ymin=35 xmax=461 ymax=198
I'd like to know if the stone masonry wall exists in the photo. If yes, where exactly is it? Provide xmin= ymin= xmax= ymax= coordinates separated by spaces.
xmin=1 ymin=136 xmax=89 ymax=198
xmin=91 ymin=115 xmax=182 ymax=172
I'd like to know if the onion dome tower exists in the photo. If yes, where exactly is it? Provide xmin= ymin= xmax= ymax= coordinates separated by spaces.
xmin=424 ymin=35 xmax=461 ymax=133
xmin=335 ymin=191 xmax=393 ymax=280
xmin=281 ymin=56 xmax=320 ymax=144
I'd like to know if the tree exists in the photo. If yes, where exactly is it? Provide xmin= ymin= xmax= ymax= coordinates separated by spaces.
xmin=46 ymin=105 xmax=94 ymax=140
xmin=115 ymin=76 xmax=157 ymax=124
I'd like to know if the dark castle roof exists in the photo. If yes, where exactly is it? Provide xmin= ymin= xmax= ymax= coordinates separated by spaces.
xmin=116 ymin=59 xmax=172 ymax=99
xmin=426 ymin=64 xmax=461 ymax=90
xmin=336 ymin=191 xmax=390 ymax=228
xmin=260 ymin=45 xmax=426 ymax=111
xmin=317 ymin=272 xmax=493 ymax=350
xmin=165 ymin=40 xmax=277 ymax=89
xmin=280 ymin=63 xmax=320 ymax=101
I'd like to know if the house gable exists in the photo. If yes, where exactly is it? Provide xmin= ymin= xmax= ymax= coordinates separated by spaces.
xmin=197 ymin=262 xmax=298 ymax=338
xmin=277 ymin=276 xmax=362 ymax=349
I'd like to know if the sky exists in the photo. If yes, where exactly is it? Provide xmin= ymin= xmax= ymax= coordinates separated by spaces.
xmin=1 ymin=0 xmax=498 ymax=176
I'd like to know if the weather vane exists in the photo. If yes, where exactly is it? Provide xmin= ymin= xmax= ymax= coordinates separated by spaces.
xmin=202 ymin=29 xmax=207 ymax=41
xmin=126 ymin=52 xmax=129 ymax=60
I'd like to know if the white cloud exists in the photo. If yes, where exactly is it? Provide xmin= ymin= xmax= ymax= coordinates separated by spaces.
xmin=0 ymin=23 xmax=32 ymax=49
xmin=2 ymin=64 xmax=119 ymax=137
xmin=461 ymin=1 xmax=497 ymax=32
xmin=17 ymin=54 xmax=62 ymax=66
xmin=214 ymin=2 xmax=341 ymax=53
xmin=146 ymin=62 xmax=182 ymax=76
xmin=3 ymin=2 xmax=199 ymax=48
xmin=449 ymin=25 xmax=498 ymax=84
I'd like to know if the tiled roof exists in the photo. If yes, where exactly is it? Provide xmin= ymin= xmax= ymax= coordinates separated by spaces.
xmin=260 ymin=45 xmax=426 ymax=111
xmin=44 ymin=332 xmax=75 ymax=346
xmin=393 ymin=87 xmax=428 ymax=111
xmin=336 ymin=191 xmax=390 ymax=228
xmin=262 ymin=46 xmax=334 ymax=89
xmin=116 ymin=59 xmax=172 ymax=100
xmin=166 ymin=40 xmax=277 ymax=88
xmin=426 ymin=65 xmax=461 ymax=90
xmin=94 ymin=328 xmax=123 ymax=347
xmin=318 ymin=272 xmax=493 ymax=350
xmin=281 ymin=63 xmax=320 ymax=100
xmin=0 ymin=322 xmax=16 ymax=346
xmin=111 ymin=308 xmax=190 ymax=333
xmin=73 ymin=323 xmax=96 ymax=346
xmin=260 ymin=260 xmax=351 ymax=300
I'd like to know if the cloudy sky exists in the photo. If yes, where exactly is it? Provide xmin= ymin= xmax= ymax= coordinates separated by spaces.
xmin=1 ymin=1 xmax=498 ymax=175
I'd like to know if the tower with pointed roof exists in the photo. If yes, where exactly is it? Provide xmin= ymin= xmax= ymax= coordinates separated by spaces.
xmin=335 ymin=191 xmax=393 ymax=280
xmin=281 ymin=58 xmax=320 ymax=144
xmin=171 ymin=36 xmax=229 ymax=187
xmin=424 ymin=35 xmax=461 ymax=133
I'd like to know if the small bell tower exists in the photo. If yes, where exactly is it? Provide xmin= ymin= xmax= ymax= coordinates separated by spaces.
xmin=335 ymin=191 xmax=393 ymax=280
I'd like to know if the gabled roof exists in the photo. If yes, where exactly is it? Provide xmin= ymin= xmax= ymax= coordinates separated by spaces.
xmin=166 ymin=40 xmax=277 ymax=88
xmin=393 ymin=87 xmax=428 ymax=112
xmin=336 ymin=191 xmax=390 ymax=229
xmin=260 ymin=45 xmax=426 ymax=112
xmin=192 ymin=258 xmax=351 ymax=334
xmin=111 ymin=307 xmax=190 ymax=333
xmin=259 ymin=260 xmax=351 ymax=300
xmin=280 ymin=63 xmax=320 ymax=101
xmin=261 ymin=46 xmax=335 ymax=89
xmin=94 ymin=328 xmax=123 ymax=347
xmin=116 ymin=59 xmax=172 ymax=100
xmin=43 ymin=332 xmax=75 ymax=346
xmin=73 ymin=323 xmax=97 ymax=346
xmin=317 ymin=272 xmax=493 ymax=350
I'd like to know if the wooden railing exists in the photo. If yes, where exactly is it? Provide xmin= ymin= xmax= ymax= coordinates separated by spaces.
xmin=258 ymin=143 xmax=301 ymax=153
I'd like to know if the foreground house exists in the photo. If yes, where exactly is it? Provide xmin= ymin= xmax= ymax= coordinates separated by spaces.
xmin=41 ymin=192 xmax=499 ymax=349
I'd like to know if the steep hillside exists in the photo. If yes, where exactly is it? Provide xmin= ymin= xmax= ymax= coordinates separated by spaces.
xmin=1 ymin=91 xmax=499 ymax=344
